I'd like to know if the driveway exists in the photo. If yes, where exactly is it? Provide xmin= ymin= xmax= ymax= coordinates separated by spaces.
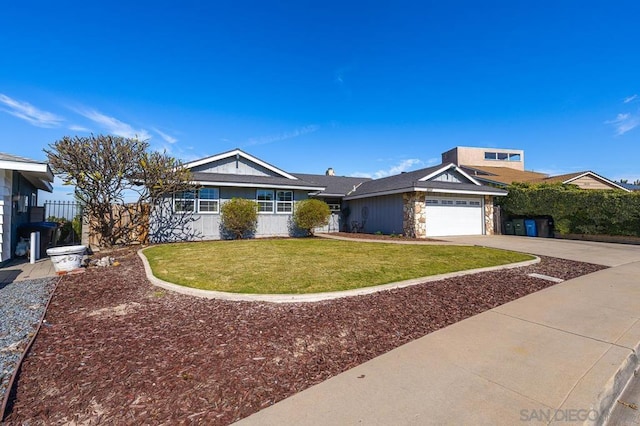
xmin=237 ymin=236 xmax=640 ymax=425
xmin=442 ymin=235 xmax=640 ymax=266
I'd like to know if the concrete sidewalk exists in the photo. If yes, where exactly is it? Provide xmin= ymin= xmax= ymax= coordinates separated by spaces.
xmin=236 ymin=236 xmax=640 ymax=425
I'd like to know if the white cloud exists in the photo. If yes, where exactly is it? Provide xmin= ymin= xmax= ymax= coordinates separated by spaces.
xmin=153 ymin=127 xmax=178 ymax=144
xmin=605 ymin=112 xmax=640 ymax=135
xmin=0 ymin=94 xmax=63 ymax=128
xmin=352 ymin=158 xmax=423 ymax=179
xmin=245 ymin=124 xmax=320 ymax=146
xmin=68 ymin=124 xmax=91 ymax=132
xmin=75 ymin=107 xmax=151 ymax=140
xmin=623 ymin=94 xmax=637 ymax=104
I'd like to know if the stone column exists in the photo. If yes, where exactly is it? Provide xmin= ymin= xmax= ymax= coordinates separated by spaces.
xmin=484 ymin=195 xmax=495 ymax=235
xmin=403 ymin=192 xmax=427 ymax=238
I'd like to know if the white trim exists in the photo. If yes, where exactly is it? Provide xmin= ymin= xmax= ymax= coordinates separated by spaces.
xmin=562 ymin=172 xmax=631 ymax=192
xmin=428 ymin=188 xmax=505 ymax=196
xmin=418 ymin=163 xmax=482 ymax=186
xmin=0 ymin=160 xmax=52 ymax=177
xmin=183 ymin=149 xmax=299 ymax=180
xmin=344 ymin=186 xmax=506 ymax=200
xmin=192 ymin=180 xmax=323 ymax=191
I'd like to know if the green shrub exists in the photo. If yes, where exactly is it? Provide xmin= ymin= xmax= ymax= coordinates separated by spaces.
xmin=497 ymin=183 xmax=640 ymax=236
xmin=293 ymin=199 xmax=331 ymax=236
xmin=220 ymin=198 xmax=258 ymax=239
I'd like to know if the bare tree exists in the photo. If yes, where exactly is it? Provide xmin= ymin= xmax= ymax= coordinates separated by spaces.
xmin=45 ymin=134 xmax=198 ymax=247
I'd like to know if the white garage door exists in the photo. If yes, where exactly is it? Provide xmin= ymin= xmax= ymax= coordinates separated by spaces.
xmin=425 ymin=197 xmax=483 ymax=237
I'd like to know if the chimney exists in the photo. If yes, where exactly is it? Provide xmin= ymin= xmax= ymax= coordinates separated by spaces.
xmin=325 ymin=167 xmax=335 ymax=176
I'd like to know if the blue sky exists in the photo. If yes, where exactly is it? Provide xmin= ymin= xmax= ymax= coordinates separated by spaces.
xmin=1 ymin=1 xmax=639 ymax=202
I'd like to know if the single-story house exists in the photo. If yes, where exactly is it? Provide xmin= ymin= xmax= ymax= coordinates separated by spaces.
xmin=0 ymin=153 xmax=54 ymax=263
xmin=156 ymin=148 xmax=506 ymax=241
xmin=444 ymin=146 xmax=630 ymax=192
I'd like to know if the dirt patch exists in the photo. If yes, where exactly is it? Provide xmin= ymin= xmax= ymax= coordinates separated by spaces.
xmin=4 ymin=247 xmax=605 ymax=425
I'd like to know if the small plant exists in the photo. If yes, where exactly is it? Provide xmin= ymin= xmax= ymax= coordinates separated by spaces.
xmin=220 ymin=198 xmax=258 ymax=239
xmin=293 ymin=199 xmax=331 ymax=236
xmin=375 ymin=231 xmax=383 ymax=235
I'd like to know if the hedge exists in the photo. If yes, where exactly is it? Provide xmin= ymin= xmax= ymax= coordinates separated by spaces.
xmin=497 ymin=183 xmax=640 ymax=236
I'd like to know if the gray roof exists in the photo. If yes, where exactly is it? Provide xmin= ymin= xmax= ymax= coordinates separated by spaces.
xmin=0 ymin=152 xmax=47 ymax=164
xmin=618 ymin=182 xmax=640 ymax=191
xmin=191 ymin=172 xmax=325 ymax=190
xmin=292 ymin=173 xmax=371 ymax=197
xmin=345 ymin=164 xmax=507 ymax=199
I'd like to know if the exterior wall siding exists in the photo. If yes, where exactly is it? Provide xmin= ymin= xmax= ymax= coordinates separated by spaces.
xmin=345 ymin=195 xmax=404 ymax=235
xmin=0 ymin=170 xmax=11 ymax=262
xmin=191 ymin=157 xmax=281 ymax=177
xmin=152 ymin=187 xmax=311 ymax=241
xmin=570 ymin=176 xmax=617 ymax=190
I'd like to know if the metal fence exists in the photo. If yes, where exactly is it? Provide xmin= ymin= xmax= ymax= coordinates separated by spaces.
xmin=44 ymin=201 xmax=83 ymax=245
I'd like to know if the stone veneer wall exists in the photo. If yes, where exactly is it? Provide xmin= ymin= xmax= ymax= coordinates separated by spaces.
xmin=484 ymin=195 xmax=494 ymax=235
xmin=402 ymin=192 xmax=426 ymax=238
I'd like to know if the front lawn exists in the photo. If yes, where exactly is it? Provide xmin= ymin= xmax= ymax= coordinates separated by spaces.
xmin=143 ymin=239 xmax=533 ymax=294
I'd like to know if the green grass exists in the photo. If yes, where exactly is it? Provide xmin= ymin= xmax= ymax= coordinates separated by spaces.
xmin=143 ymin=239 xmax=534 ymax=294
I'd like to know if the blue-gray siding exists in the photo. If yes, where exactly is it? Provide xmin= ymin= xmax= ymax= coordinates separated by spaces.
xmin=345 ymin=194 xmax=404 ymax=235
xmin=191 ymin=157 xmax=280 ymax=177
xmin=152 ymin=187 xmax=311 ymax=241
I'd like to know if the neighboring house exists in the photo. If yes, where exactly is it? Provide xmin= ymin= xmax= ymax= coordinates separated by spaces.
xmin=444 ymin=146 xmax=630 ymax=192
xmin=161 ymin=149 xmax=506 ymax=241
xmin=526 ymin=171 xmax=630 ymax=191
xmin=618 ymin=182 xmax=640 ymax=192
xmin=0 ymin=153 xmax=54 ymax=263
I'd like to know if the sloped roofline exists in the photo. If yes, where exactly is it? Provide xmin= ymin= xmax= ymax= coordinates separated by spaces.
xmin=418 ymin=163 xmax=482 ymax=185
xmin=182 ymin=148 xmax=299 ymax=180
xmin=560 ymin=171 xmax=630 ymax=192
xmin=0 ymin=154 xmax=54 ymax=192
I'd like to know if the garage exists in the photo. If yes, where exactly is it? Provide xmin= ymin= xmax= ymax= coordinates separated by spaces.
xmin=425 ymin=197 xmax=484 ymax=237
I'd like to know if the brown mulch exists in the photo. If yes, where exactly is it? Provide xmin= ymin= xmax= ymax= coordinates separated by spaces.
xmin=5 ymin=247 xmax=606 ymax=425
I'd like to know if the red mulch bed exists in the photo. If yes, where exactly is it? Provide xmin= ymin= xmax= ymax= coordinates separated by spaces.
xmin=5 ymin=247 xmax=605 ymax=425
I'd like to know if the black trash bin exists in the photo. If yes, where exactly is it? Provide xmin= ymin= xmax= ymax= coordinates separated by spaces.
xmin=504 ymin=221 xmax=515 ymax=235
xmin=17 ymin=221 xmax=59 ymax=258
xmin=512 ymin=218 xmax=526 ymax=236
xmin=535 ymin=217 xmax=554 ymax=238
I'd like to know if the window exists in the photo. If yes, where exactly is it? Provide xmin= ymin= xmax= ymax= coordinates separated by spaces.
xmin=441 ymin=200 xmax=454 ymax=205
xmin=469 ymin=200 xmax=481 ymax=206
xmin=328 ymin=203 xmax=341 ymax=212
xmin=174 ymin=190 xmax=196 ymax=212
xmin=484 ymin=152 xmax=498 ymax=160
xmin=276 ymin=191 xmax=293 ymax=213
xmin=485 ymin=151 xmax=521 ymax=162
xmin=455 ymin=200 xmax=468 ymax=205
xmin=257 ymin=189 xmax=274 ymax=213
xmin=426 ymin=199 xmax=439 ymax=205
xmin=198 ymin=188 xmax=219 ymax=213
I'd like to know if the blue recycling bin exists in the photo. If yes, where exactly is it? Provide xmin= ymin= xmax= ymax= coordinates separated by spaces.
xmin=524 ymin=219 xmax=537 ymax=237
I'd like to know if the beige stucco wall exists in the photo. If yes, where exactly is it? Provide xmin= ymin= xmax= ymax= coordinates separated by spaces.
xmin=442 ymin=147 xmax=524 ymax=170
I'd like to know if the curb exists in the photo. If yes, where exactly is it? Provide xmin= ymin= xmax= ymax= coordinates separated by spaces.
xmin=137 ymin=248 xmax=540 ymax=303
xmin=596 ymin=341 xmax=640 ymax=425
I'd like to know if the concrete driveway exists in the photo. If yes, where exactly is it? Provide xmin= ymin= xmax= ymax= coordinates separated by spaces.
xmin=442 ymin=235 xmax=640 ymax=266
xmin=236 ymin=236 xmax=640 ymax=426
